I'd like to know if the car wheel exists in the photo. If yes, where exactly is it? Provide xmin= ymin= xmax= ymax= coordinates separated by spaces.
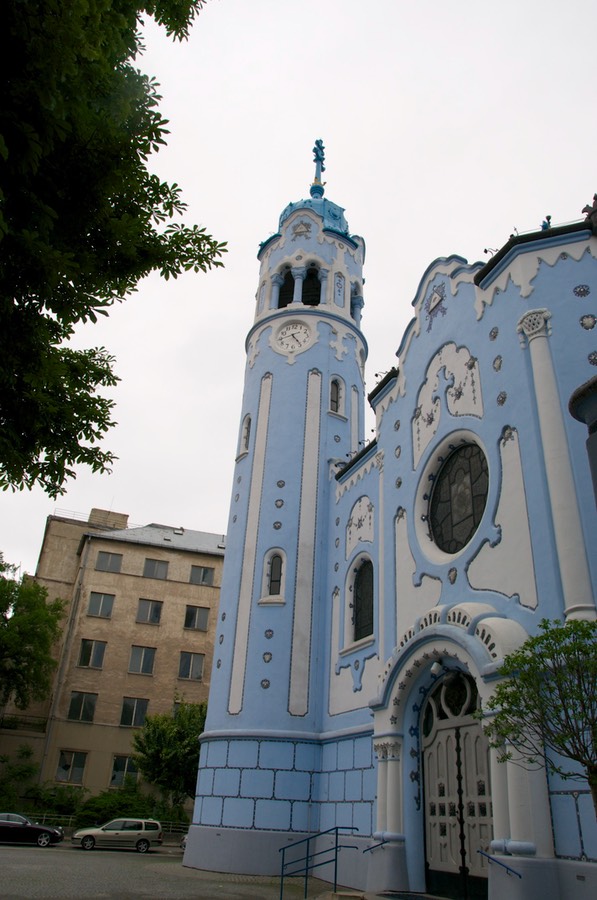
xmin=136 ymin=839 xmax=150 ymax=853
xmin=81 ymin=836 xmax=95 ymax=850
xmin=37 ymin=832 xmax=52 ymax=848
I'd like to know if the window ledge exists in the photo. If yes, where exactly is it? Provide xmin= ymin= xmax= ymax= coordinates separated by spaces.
xmin=339 ymin=635 xmax=375 ymax=657
xmin=258 ymin=595 xmax=285 ymax=606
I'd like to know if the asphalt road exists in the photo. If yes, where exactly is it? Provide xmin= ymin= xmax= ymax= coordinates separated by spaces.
xmin=0 ymin=843 xmax=328 ymax=899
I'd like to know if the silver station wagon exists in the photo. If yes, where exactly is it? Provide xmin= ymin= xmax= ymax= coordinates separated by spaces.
xmin=71 ymin=818 xmax=163 ymax=853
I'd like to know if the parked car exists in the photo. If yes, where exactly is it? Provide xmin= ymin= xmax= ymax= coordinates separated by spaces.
xmin=0 ymin=813 xmax=64 ymax=847
xmin=71 ymin=818 xmax=163 ymax=853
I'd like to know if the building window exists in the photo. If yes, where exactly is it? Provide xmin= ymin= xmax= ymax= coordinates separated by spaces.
xmin=78 ymin=639 xmax=106 ymax=669
xmin=120 ymin=697 xmax=148 ymax=727
xmin=178 ymin=652 xmax=204 ymax=681
xmin=110 ymin=755 xmax=138 ymax=787
xmin=184 ymin=606 xmax=209 ymax=631
xmin=330 ymin=379 xmax=340 ymax=413
xmin=143 ymin=558 xmax=168 ymax=580
xmin=190 ymin=565 xmax=214 ymax=586
xmin=302 ymin=266 xmax=320 ymax=306
xmin=353 ymin=559 xmax=374 ymax=642
xmin=136 ymin=598 xmax=162 ymax=625
xmin=67 ymin=691 xmax=97 ymax=723
xmin=239 ymin=414 xmax=251 ymax=455
xmin=429 ymin=443 xmax=489 ymax=554
xmin=269 ymin=554 xmax=283 ymax=595
xmin=260 ymin=549 xmax=286 ymax=603
xmin=88 ymin=592 xmax=114 ymax=618
xmin=129 ymin=645 xmax=156 ymax=675
xmin=95 ymin=551 xmax=122 ymax=573
xmin=56 ymin=750 xmax=86 ymax=784
xmin=278 ymin=269 xmax=294 ymax=308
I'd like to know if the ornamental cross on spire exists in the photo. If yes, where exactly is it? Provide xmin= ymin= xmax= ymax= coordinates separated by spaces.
xmin=311 ymin=139 xmax=325 ymax=198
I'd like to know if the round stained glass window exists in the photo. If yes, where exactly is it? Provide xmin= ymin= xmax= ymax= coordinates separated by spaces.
xmin=429 ymin=444 xmax=489 ymax=553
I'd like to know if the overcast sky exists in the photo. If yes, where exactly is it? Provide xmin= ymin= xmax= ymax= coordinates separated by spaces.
xmin=3 ymin=0 xmax=597 ymax=576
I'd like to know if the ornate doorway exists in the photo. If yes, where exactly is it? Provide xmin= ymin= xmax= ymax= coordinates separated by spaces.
xmin=422 ymin=672 xmax=492 ymax=899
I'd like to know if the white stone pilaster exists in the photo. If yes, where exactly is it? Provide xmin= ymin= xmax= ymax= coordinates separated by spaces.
xmin=228 ymin=374 xmax=273 ymax=714
xmin=289 ymin=369 xmax=321 ymax=714
xmin=517 ymin=309 xmax=595 ymax=620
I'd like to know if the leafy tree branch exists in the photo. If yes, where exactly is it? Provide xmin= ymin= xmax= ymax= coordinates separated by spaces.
xmin=480 ymin=619 xmax=597 ymax=818
xmin=0 ymin=0 xmax=226 ymax=497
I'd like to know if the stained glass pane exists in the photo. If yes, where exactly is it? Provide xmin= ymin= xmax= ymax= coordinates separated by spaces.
xmin=429 ymin=444 xmax=489 ymax=553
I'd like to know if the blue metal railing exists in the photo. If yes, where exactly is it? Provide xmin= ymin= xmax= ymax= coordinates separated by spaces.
xmin=363 ymin=839 xmax=387 ymax=853
xmin=279 ymin=826 xmax=359 ymax=899
xmin=477 ymin=848 xmax=522 ymax=879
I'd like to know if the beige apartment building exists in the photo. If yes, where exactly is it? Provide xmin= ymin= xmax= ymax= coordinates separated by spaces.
xmin=0 ymin=508 xmax=225 ymax=797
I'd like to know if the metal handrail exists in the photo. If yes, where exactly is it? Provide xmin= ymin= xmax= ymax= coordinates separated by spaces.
xmin=477 ymin=848 xmax=522 ymax=879
xmin=279 ymin=826 xmax=359 ymax=899
xmin=363 ymin=839 xmax=388 ymax=853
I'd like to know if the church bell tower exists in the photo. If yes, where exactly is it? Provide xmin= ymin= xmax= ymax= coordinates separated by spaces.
xmin=186 ymin=142 xmax=368 ymax=873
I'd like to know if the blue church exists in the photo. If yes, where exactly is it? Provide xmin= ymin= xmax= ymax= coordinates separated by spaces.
xmin=184 ymin=143 xmax=597 ymax=899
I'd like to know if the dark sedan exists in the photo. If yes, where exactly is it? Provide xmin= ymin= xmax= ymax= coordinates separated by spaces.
xmin=0 ymin=813 xmax=64 ymax=847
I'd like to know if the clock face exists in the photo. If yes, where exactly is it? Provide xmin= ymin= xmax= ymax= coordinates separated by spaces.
xmin=274 ymin=322 xmax=312 ymax=353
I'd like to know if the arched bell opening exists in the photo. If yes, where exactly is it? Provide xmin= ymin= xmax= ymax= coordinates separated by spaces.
xmin=278 ymin=269 xmax=294 ymax=308
xmin=302 ymin=266 xmax=321 ymax=306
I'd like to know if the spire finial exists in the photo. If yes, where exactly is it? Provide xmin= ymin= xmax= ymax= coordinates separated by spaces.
xmin=310 ymin=139 xmax=325 ymax=198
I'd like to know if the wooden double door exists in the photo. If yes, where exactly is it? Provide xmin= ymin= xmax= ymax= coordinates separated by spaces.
xmin=422 ymin=672 xmax=493 ymax=900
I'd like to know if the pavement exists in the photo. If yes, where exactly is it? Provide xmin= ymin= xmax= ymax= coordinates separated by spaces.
xmin=0 ymin=842 xmax=442 ymax=899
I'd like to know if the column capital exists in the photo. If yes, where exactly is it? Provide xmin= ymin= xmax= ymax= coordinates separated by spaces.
xmin=517 ymin=308 xmax=552 ymax=345
xmin=374 ymin=738 xmax=401 ymax=761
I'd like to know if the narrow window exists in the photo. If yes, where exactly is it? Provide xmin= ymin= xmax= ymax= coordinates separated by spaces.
xmin=78 ymin=639 xmax=106 ymax=669
xmin=136 ymin=598 xmax=162 ymax=624
xmin=88 ymin=591 xmax=114 ymax=618
xmin=129 ymin=645 xmax=156 ymax=675
xmin=353 ymin=560 xmax=374 ymax=641
xmin=330 ymin=379 xmax=340 ymax=413
xmin=302 ymin=267 xmax=320 ymax=305
xmin=278 ymin=270 xmax=294 ymax=308
xmin=110 ymin=756 xmax=138 ymax=787
xmin=67 ymin=691 xmax=97 ymax=723
xmin=190 ymin=565 xmax=214 ymax=586
xmin=120 ymin=697 xmax=149 ymax=727
xmin=56 ymin=750 xmax=87 ymax=784
xmin=143 ymin=558 xmax=168 ymax=580
xmin=240 ymin=415 xmax=251 ymax=454
xmin=269 ymin=554 xmax=283 ymax=595
xmin=184 ymin=606 xmax=209 ymax=631
xmin=178 ymin=651 xmax=204 ymax=681
xmin=95 ymin=551 xmax=122 ymax=573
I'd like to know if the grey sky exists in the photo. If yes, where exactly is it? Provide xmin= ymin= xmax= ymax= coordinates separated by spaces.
xmin=3 ymin=0 xmax=597 ymax=575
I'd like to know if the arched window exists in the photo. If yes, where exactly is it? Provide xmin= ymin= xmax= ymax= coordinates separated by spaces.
xmin=269 ymin=554 xmax=283 ymax=595
xmin=330 ymin=379 xmax=341 ymax=413
xmin=260 ymin=549 xmax=286 ymax=604
xmin=302 ymin=267 xmax=320 ymax=306
xmin=278 ymin=270 xmax=294 ymax=308
xmin=238 ymin=414 xmax=251 ymax=456
xmin=353 ymin=559 xmax=374 ymax=641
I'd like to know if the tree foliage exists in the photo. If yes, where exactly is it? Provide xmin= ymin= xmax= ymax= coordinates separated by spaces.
xmin=132 ymin=700 xmax=206 ymax=806
xmin=0 ymin=744 xmax=38 ymax=809
xmin=0 ymin=0 xmax=226 ymax=497
xmin=481 ymin=619 xmax=597 ymax=817
xmin=0 ymin=555 xmax=65 ymax=708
